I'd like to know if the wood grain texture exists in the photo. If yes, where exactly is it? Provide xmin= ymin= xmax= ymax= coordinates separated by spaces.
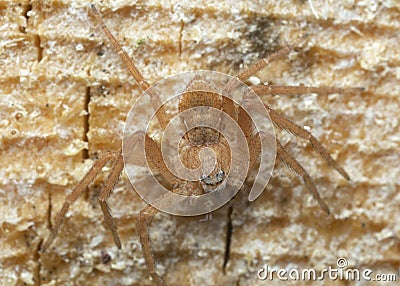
xmin=1 ymin=0 xmax=399 ymax=285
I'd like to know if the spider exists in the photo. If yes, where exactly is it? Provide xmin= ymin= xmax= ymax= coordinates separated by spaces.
xmin=41 ymin=4 xmax=362 ymax=285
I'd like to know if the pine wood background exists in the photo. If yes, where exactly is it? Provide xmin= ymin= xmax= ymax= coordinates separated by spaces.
xmin=1 ymin=0 xmax=399 ymax=285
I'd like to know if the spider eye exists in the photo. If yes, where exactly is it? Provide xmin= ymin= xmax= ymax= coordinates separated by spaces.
xmin=200 ymin=170 xmax=225 ymax=186
xmin=216 ymin=170 xmax=225 ymax=181
xmin=200 ymin=175 xmax=212 ymax=185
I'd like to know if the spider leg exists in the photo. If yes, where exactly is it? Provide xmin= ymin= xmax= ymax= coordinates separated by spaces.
xmin=90 ymin=5 xmax=169 ymax=129
xmin=98 ymin=152 xmax=125 ymax=249
xmin=235 ymin=37 xmax=305 ymax=82
xmin=237 ymin=105 xmax=262 ymax=174
xmin=41 ymin=151 xmax=121 ymax=252
xmin=136 ymin=133 xmax=202 ymax=285
xmin=252 ymin=85 xmax=364 ymax=96
xmin=222 ymin=42 xmax=299 ymax=102
xmin=275 ymin=138 xmax=330 ymax=214
xmin=264 ymin=103 xmax=350 ymax=180
xmin=237 ymin=104 xmax=254 ymax=141
xmin=144 ymin=132 xmax=179 ymax=186
xmin=247 ymin=133 xmax=262 ymax=174
xmin=222 ymin=38 xmax=305 ymax=103
xmin=136 ymin=182 xmax=198 ymax=286
xmin=90 ymin=5 xmax=150 ymax=92
xmin=137 ymin=205 xmax=165 ymax=286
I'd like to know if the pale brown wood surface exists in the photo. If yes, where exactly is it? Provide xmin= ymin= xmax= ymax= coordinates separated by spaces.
xmin=1 ymin=1 xmax=399 ymax=285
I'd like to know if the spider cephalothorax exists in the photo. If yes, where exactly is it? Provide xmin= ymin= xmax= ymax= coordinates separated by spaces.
xmin=177 ymin=78 xmax=232 ymax=194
